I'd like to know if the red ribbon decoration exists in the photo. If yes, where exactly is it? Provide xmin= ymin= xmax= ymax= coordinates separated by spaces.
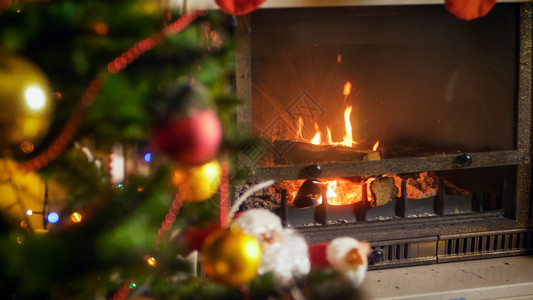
xmin=20 ymin=10 xmax=207 ymax=172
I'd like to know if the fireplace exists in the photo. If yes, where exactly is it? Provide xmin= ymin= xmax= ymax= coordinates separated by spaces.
xmin=234 ymin=2 xmax=533 ymax=269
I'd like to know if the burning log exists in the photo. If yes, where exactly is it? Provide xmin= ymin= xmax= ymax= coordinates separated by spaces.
xmin=273 ymin=140 xmax=381 ymax=165
xmin=370 ymin=177 xmax=398 ymax=207
xmin=293 ymin=179 xmax=323 ymax=208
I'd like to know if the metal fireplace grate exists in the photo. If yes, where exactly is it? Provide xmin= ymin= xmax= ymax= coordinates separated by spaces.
xmin=368 ymin=229 xmax=533 ymax=270
xmin=369 ymin=236 xmax=437 ymax=270
xmin=437 ymin=229 xmax=533 ymax=263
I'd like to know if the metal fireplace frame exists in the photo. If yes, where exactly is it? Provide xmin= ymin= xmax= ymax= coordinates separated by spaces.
xmin=234 ymin=2 xmax=533 ymax=269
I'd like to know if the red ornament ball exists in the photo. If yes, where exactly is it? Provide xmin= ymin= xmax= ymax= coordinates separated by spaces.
xmin=153 ymin=109 xmax=222 ymax=166
xmin=445 ymin=0 xmax=496 ymax=21
xmin=215 ymin=0 xmax=266 ymax=16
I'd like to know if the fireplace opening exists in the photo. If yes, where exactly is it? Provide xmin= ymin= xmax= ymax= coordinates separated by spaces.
xmin=234 ymin=2 xmax=532 ymax=269
xmin=249 ymin=4 xmax=517 ymax=167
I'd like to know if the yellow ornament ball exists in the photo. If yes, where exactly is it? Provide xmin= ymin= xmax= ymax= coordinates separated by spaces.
xmin=201 ymin=227 xmax=262 ymax=287
xmin=171 ymin=160 xmax=221 ymax=202
xmin=0 ymin=158 xmax=65 ymax=231
xmin=0 ymin=51 xmax=54 ymax=151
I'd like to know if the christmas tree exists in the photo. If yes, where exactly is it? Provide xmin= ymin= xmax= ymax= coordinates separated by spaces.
xmin=0 ymin=1 xmax=366 ymax=299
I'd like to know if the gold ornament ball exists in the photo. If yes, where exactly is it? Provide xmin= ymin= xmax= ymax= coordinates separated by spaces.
xmin=171 ymin=159 xmax=221 ymax=202
xmin=201 ymin=227 xmax=262 ymax=287
xmin=0 ymin=51 xmax=54 ymax=151
xmin=0 ymin=158 xmax=65 ymax=231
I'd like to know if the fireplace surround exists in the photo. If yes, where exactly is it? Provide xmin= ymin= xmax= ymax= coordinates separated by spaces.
xmin=233 ymin=1 xmax=532 ymax=269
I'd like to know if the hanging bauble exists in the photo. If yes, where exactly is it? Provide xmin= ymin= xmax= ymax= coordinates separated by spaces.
xmin=171 ymin=160 xmax=221 ymax=202
xmin=445 ymin=0 xmax=496 ymax=21
xmin=152 ymin=108 xmax=222 ymax=166
xmin=201 ymin=227 xmax=261 ymax=287
xmin=215 ymin=0 xmax=265 ymax=16
xmin=0 ymin=158 xmax=65 ymax=231
xmin=0 ymin=51 xmax=54 ymax=152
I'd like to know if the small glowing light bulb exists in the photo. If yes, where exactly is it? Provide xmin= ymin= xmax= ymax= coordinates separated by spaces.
xmin=47 ymin=212 xmax=59 ymax=224
xmin=146 ymin=256 xmax=157 ymax=267
xmin=71 ymin=212 xmax=82 ymax=223
xmin=144 ymin=152 xmax=152 ymax=162
xmin=24 ymin=85 xmax=47 ymax=110
xmin=20 ymin=141 xmax=34 ymax=153
xmin=129 ymin=283 xmax=136 ymax=289
xmin=26 ymin=209 xmax=33 ymax=216
xmin=94 ymin=23 xmax=109 ymax=35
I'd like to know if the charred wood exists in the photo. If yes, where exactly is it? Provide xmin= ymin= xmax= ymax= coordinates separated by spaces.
xmin=273 ymin=140 xmax=380 ymax=165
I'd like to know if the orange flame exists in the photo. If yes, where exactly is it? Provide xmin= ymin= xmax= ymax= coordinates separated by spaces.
xmin=337 ymin=54 xmax=342 ymax=63
xmin=325 ymin=178 xmax=364 ymax=205
xmin=310 ymin=122 xmax=321 ymax=145
xmin=373 ymin=141 xmax=379 ymax=152
xmin=294 ymin=80 xmax=357 ymax=148
xmin=327 ymin=180 xmax=338 ymax=199
xmin=326 ymin=127 xmax=334 ymax=144
xmin=296 ymin=117 xmax=304 ymax=141
xmin=366 ymin=177 xmax=376 ymax=205
xmin=343 ymin=81 xmax=352 ymax=97
xmin=342 ymin=106 xmax=353 ymax=147
xmin=306 ymin=105 xmax=354 ymax=147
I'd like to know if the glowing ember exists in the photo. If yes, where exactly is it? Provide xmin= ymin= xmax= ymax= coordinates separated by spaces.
xmin=324 ymin=178 xmax=364 ymax=206
xmin=343 ymin=81 xmax=352 ymax=99
xmin=277 ymin=172 xmax=458 ymax=208
xmin=365 ymin=177 xmax=376 ymax=204
xmin=326 ymin=180 xmax=337 ymax=199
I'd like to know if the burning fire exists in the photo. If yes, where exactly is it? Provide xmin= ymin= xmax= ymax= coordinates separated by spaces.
xmin=289 ymin=81 xmax=382 ymax=206
xmin=295 ymin=81 xmax=381 ymax=150
xmin=327 ymin=180 xmax=337 ymax=198
xmin=282 ymin=173 xmax=451 ymax=208
xmin=310 ymin=122 xmax=321 ymax=145
xmin=343 ymin=81 xmax=352 ymax=101
xmin=291 ymin=177 xmax=379 ymax=206
xmin=296 ymin=105 xmax=356 ymax=147
xmin=373 ymin=141 xmax=379 ymax=152
xmin=324 ymin=178 xmax=364 ymax=206
xmin=342 ymin=106 xmax=353 ymax=147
